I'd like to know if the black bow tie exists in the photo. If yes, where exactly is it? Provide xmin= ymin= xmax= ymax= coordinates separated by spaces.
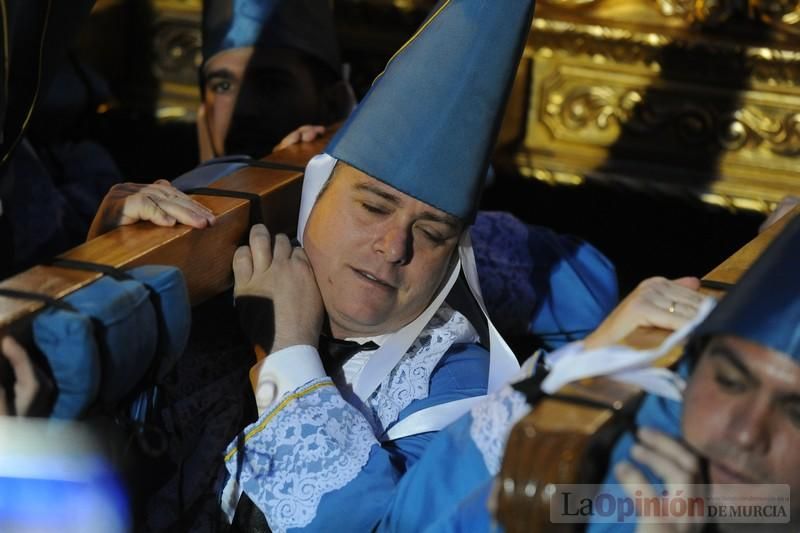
xmin=318 ymin=335 xmax=379 ymax=366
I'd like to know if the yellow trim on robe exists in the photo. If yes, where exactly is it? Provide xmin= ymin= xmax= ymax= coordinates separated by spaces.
xmin=224 ymin=380 xmax=335 ymax=462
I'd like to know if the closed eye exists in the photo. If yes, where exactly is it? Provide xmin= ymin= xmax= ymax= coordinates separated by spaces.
xmin=418 ymin=228 xmax=446 ymax=244
xmin=362 ymin=203 xmax=389 ymax=215
xmin=714 ymin=371 xmax=748 ymax=394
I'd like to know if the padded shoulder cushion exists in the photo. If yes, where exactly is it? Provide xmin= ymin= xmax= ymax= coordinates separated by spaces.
xmin=31 ymin=265 xmax=190 ymax=418
xmin=32 ymin=308 xmax=100 ymax=419
xmin=63 ymin=275 xmax=157 ymax=406
xmin=127 ymin=265 xmax=190 ymax=381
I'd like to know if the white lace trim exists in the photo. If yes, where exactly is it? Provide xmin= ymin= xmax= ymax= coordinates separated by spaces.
xmin=468 ymin=385 xmax=531 ymax=475
xmin=226 ymin=378 xmax=376 ymax=533
xmin=365 ymin=303 xmax=479 ymax=434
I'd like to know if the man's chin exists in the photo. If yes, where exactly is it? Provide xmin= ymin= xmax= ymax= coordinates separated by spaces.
xmin=328 ymin=308 xmax=394 ymax=339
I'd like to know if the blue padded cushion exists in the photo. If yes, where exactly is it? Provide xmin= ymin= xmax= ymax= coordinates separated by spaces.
xmin=126 ymin=265 xmax=190 ymax=381
xmin=62 ymin=275 xmax=157 ymax=407
xmin=32 ymin=308 xmax=100 ymax=419
xmin=31 ymin=265 xmax=190 ymax=418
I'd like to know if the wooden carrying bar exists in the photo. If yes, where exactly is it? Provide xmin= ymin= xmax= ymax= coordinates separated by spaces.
xmin=0 ymin=135 xmax=330 ymax=338
xmin=495 ymin=205 xmax=800 ymax=533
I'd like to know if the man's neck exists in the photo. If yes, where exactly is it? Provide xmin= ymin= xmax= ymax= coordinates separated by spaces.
xmin=328 ymin=319 xmax=394 ymax=343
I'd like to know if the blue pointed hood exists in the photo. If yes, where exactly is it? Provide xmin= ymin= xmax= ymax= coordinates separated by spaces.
xmin=202 ymin=0 xmax=341 ymax=77
xmin=325 ymin=0 xmax=536 ymax=221
xmin=692 ymin=216 xmax=800 ymax=362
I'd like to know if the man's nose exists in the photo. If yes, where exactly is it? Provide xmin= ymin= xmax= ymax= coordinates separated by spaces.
xmin=728 ymin=395 xmax=772 ymax=453
xmin=374 ymin=225 xmax=412 ymax=265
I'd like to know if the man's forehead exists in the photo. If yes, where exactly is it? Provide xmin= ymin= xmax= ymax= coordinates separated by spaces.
xmin=334 ymin=164 xmax=462 ymax=228
xmin=203 ymin=47 xmax=254 ymax=76
xmin=703 ymin=335 xmax=800 ymax=389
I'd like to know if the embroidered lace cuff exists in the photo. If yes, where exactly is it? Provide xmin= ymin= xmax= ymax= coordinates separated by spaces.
xmin=224 ymin=377 xmax=377 ymax=532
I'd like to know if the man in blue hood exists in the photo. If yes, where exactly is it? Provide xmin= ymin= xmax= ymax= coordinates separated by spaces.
xmin=198 ymin=0 xmax=355 ymax=160
xmin=89 ymin=0 xmax=620 ymax=353
xmin=213 ymin=0 xmax=704 ymax=530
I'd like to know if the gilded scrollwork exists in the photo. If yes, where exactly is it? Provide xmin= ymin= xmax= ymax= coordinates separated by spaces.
xmin=534 ymin=0 xmax=795 ymax=27
xmin=152 ymin=16 xmax=202 ymax=89
xmin=539 ymin=68 xmax=800 ymax=160
xmin=654 ymin=0 xmax=739 ymax=24
xmin=504 ymin=0 xmax=800 ymax=211
xmin=723 ymin=108 xmax=800 ymax=155
xmin=152 ymin=0 xmax=202 ymax=11
xmin=530 ymin=19 xmax=800 ymax=88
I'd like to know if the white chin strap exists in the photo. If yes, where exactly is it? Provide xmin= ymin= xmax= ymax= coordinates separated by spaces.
xmin=297 ymin=153 xmax=520 ymax=440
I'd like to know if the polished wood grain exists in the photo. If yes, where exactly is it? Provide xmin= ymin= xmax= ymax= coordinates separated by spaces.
xmin=705 ymin=204 xmax=800 ymax=285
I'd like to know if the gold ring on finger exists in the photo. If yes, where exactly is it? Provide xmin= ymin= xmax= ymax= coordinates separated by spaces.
xmin=668 ymin=301 xmax=676 ymax=314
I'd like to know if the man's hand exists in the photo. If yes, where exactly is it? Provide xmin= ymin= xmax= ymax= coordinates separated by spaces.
xmin=233 ymin=224 xmax=324 ymax=354
xmin=87 ymin=179 xmax=216 ymax=240
xmin=0 ymin=336 xmax=40 ymax=416
xmin=583 ymin=276 xmax=703 ymax=349
xmin=615 ymin=428 xmax=707 ymax=533
xmin=272 ymin=125 xmax=326 ymax=152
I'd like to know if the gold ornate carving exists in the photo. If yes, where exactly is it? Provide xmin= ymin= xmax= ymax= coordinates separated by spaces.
xmin=724 ymin=108 xmax=800 ymax=155
xmin=152 ymin=0 xmax=202 ymax=12
xmin=536 ymin=0 xmax=798 ymax=28
xmin=149 ymin=0 xmax=202 ymax=119
xmin=652 ymin=0 xmax=739 ymax=23
xmin=497 ymin=0 xmax=800 ymax=213
xmin=152 ymin=19 xmax=202 ymax=78
xmin=529 ymin=19 xmax=800 ymax=88
xmin=539 ymin=67 xmax=800 ymax=161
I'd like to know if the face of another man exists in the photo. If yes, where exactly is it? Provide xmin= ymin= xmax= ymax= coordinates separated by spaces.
xmin=302 ymin=163 xmax=463 ymax=339
xmin=682 ymin=335 xmax=800 ymax=526
xmin=201 ymin=46 xmax=328 ymax=159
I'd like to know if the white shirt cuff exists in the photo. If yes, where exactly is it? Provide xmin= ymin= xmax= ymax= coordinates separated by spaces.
xmin=249 ymin=345 xmax=327 ymax=415
xmin=220 ymin=474 xmax=243 ymax=524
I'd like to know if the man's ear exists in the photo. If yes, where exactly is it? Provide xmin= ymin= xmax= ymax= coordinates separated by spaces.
xmin=320 ymin=79 xmax=357 ymax=124
xmin=197 ymin=103 xmax=217 ymax=163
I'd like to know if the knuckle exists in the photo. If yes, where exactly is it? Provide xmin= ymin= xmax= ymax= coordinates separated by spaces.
xmin=628 ymin=298 xmax=647 ymax=313
xmin=641 ymin=276 xmax=665 ymax=289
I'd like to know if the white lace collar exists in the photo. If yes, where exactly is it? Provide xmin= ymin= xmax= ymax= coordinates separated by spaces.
xmin=332 ymin=302 xmax=479 ymax=435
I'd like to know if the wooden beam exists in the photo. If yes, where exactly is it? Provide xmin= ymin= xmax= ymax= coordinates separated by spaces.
xmin=0 ymin=133 xmax=331 ymax=335
xmin=705 ymin=204 xmax=800 ymax=286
